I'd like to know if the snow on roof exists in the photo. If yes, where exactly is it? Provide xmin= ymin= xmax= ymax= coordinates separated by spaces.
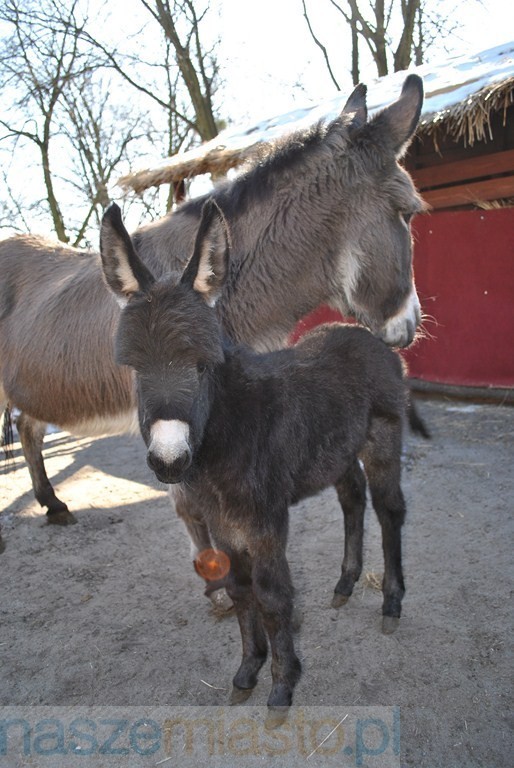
xmin=119 ymin=41 xmax=514 ymax=194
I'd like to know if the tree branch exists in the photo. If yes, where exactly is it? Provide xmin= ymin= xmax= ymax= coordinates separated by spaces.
xmin=301 ymin=0 xmax=341 ymax=90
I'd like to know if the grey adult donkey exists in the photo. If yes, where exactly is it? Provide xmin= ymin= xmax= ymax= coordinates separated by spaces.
xmin=0 ymin=76 xmax=425 ymax=581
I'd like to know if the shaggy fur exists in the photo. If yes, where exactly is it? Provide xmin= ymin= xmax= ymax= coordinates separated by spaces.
xmin=100 ymin=199 xmax=409 ymax=714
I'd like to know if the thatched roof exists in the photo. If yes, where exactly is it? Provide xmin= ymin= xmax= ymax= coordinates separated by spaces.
xmin=119 ymin=42 xmax=514 ymax=196
xmin=118 ymin=143 xmax=262 ymax=196
xmin=420 ymin=75 xmax=514 ymax=149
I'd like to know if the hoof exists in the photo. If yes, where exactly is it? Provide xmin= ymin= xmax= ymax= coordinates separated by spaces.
xmin=208 ymin=588 xmax=235 ymax=616
xmin=331 ymin=592 xmax=349 ymax=609
xmin=265 ymin=707 xmax=290 ymax=730
xmin=230 ymin=685 xmax=254 ymax=705
xmin=382 ymin=615 xmax=400 ymax=634
xmin=46 ymin=510 xmax=77 ymax=526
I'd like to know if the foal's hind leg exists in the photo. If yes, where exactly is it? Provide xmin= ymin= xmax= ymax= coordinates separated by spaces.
xmin=16 ymin=412 xmax=76 ymax=525
xmin=332 ymin=459 xmax=367 ymax=608
xmin=361 ymin=418 xmax=406 ymax=634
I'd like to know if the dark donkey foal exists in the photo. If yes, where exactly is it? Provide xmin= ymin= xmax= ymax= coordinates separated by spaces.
xmin=100 ymin=200 xmax=408 ymax=713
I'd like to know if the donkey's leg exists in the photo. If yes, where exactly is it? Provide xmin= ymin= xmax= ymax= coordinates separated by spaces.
xmin=172 ymin=486 xmax=233 ymax=613
xmin=0 ymin=399 xmax=8 ymax=551
xmin=173 ymin=487 xmax=213 ymax=555
xmin=251 ymin=532 xmax=302 ymax=718
xmin=362 ymin=418 xmax=406 ymax=634
xmin=16 ymin=412 xmax=76 ymax=525
xmin=222 ymin=548 xmax=268 ymax=703
xmin=332 ymin=458 xmax=367 ymax=608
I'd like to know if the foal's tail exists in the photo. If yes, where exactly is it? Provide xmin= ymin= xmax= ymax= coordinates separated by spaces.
xmin=407 ymin=396 xmax=431 ymax=439
xmin=1 ymin=406 xmax=14 ymax=461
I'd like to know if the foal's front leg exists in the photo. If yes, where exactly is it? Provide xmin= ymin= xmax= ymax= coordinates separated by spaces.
xmin=251 ymin=531 xmax=302 ymax=714
xmin=222 ymin=526 xmax=301 ymax=717
xmin=223 ymin=549 xmax=269 ymax=703
xmin=171 ymin=485 xmax=233 ymax=613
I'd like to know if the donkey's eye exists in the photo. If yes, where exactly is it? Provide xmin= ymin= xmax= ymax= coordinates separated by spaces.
xmin=401 ymin=212 xmax=413 ymax=225
xmin=197 ymin=362 xmax=207 ymax=376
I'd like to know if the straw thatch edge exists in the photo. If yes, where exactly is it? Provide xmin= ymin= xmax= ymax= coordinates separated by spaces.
xmin=419 ymin=77 xmax=514 ymax=150
xmin=118 ymin=142 xmax=264 ymax=195
xmin=119 ymin=78 xmax=514 ymax=195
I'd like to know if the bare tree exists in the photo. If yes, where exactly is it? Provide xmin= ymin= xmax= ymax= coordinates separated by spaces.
xmin=140 ymin=0 xmax=219 ymax=141
xmin=0 ymin=0 xmax=223 ymax=239
xmin=60 ymin=76 xmax=153 ymax=246
xmin=74 ymin=0 xmax=221 ymax=208
xmin=77 ymin=0 xmax=220 ymax=144
xmin=0 ymin=169 xmax=37 ymax=235
xmin=302 ymin=0 xmax=457 ymax=86
xmin=0 ymin=0 xmax=148 ymax=245
xmin=0 ymin=0 xmax=95 ymax=241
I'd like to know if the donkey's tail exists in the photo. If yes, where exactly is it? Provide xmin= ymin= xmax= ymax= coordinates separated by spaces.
xmin=1 ymin=406 xmax=15 ymax=461
xmin=407 ymin=397 xmax=431 ymax=439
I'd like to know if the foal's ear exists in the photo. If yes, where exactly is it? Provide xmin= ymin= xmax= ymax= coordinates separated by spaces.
xmin=181 ymin=198 xmax=230 ymax=307
xmin=370 ymin=74 xmax=424 ymax=157
xmin=341 ymin=82 xmax=368 ymax=131
xmin=100 ymin=203 xmax=155 ymax=305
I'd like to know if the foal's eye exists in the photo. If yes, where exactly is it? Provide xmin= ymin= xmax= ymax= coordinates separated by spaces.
xmin=197 ymin=362 xmax=207 ymax=376
xmin=401 ymin=212 xmax=413 ymax=225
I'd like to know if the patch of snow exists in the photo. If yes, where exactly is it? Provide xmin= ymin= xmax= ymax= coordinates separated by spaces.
xmin=445 ymin=405 xmax=480 ymax=413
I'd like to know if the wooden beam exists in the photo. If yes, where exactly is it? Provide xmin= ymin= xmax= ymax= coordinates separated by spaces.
xmin=412 ymin=149 xmax=514 ymax=190
xmin=410 ymin=149 xmax=514 ymax=191
xmin=421 ymin=175 xmax=514 ymax=209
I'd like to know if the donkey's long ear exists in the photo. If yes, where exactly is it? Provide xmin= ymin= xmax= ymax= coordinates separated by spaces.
xmin=341 ymin=82 xmax=367 ymax=131
xmin=370 ymin=74 xmax=424 ymax=157
xmin=100 ymin=203 xmax=155 ymax=305
xmin=181 ymin=198 xmax=230 ymax=307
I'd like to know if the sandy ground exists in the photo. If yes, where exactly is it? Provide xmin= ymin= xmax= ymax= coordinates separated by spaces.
xmin=1 ymin=398 xmax=513 ymax=767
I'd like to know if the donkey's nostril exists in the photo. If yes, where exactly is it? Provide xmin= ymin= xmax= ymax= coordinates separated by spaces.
xmin=147 ymin=450 xmax=192 ymax=483
xmin=171 ymin=451 xmax=192 ymax=476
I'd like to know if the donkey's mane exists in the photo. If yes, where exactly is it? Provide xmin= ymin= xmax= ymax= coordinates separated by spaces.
xmin=180 ymin=118 xmax=340 ymax=221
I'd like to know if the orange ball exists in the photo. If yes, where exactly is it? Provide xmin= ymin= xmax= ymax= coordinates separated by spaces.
xmin=195 ymin=548 xmax=231 ymax=581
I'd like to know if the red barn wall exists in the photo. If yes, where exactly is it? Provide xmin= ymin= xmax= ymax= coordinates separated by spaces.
xmin=404 ymin=208 xmax=514 ymax=388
